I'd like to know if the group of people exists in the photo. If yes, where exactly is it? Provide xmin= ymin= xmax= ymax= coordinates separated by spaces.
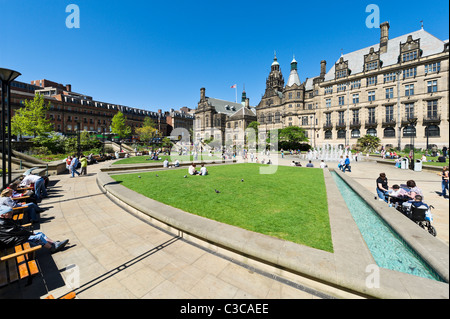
xmin=338 ymin=156 xmax=351 ymax=172
xmin=376 ymin=173 xmax=429 ymax=208
xmin=188 ymin=163 xmax=208 ymax=176
xmin=0 ymin=174 xmax=69 ymax=254
xmin=65 ymin=154 xmax=88 ymax=177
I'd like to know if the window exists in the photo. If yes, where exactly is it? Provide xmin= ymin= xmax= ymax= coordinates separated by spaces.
xmin=326 ymin=98 xmax=331 ymax=108
xmin=337 ymin=84 xmax=346 ymax=92
xmin=337 ymin=130 xmax=346 ymax=139
xmin=384 ymin=127 xmax=396 ymax=138
xmin=351 ymin=80 xmax=361 ymax=90
xmin=336 ymin=69 xmax=347 ymax=79
xmin=402 ymin=51 xmax=418 ymax=62
xmin=325 ymin=130 xmax=332 ymax=140
xmin=368 ymin=107 xmax=376 ymax=123
xmin=403 ymin=126 xmax=416 ymax=137
xmin=367 ymin=128 xmax=377 ymax=137
xmin=368 ymin=91 xmax=376 ymax=102
xmin=289 ymin=104 xmax=292 ymax=108
xmin=427 ymin=100 xmax=438 ymax=119
xmin=385 ymin=105 xmax=394 ymax=122
xmin=385 ymin=88 xmax=394 ymax=99
xmin=405 ymin=84 xmax=414 ymax=96
xmin=427 ymin=80 xmax=438 ymax=93
xmin=338 ymin=111 xmax=345 ymax=125
xmin=425 ymin=62 xmax=440 ymax=74
xmin=403 ymin=67 xmax=417 ymax=79
xmin=352 ymin=94 xmax=359 ymax=104
xmin=302 ymin=116 xmax=308 ymax=126
xmin=325 ymin=113 xmax=332 ymax=126
xmin=383 ymin=72 xmax=396 ymax=83
xmin=297 ymin=92 xmax=301 ymax=98
xmin=405 ymin=103 xmax=414 ymax=119
xmin=425 ymin=125 xmax=440 ymax=137
xmin=338 ymin=96 xmax=345 ymax=106
xmin=324 ymin=86 xmax=333 ymax=94
xmin=352 ymin=109 xmax=359 ymax=124
xmin=275 ymin=112 xmax=281 ymax=123
xmin=351 ymin=129 xmax=360 ymax=138
xmin=288 ymin=93 xmax=292 ymax=99
xmin=367 ymin=76 xmax=377 ymax=86
xmin=366 ymin=61 xmax=378 ymax=71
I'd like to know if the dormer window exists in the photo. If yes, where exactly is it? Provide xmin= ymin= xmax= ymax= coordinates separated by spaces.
xmin=364 ymin=47 xmax=380 ymax=72
xmin=335 ymin=57 xmax=349 ymax=79
xmin=400 ymin=35 xmax=421 ymax=63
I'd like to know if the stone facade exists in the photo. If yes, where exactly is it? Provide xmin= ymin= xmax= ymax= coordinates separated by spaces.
xmin=256 ymin=22 xmax=449 ymax=150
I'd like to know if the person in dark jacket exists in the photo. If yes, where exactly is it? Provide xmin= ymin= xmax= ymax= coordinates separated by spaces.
xmin=0 ymin=208 xmax=68 ymax=253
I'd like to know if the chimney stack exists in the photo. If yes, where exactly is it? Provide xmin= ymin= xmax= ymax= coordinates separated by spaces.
xmin=380 ymin=21 xmax=390 ymax=54
xmin=320 ymin=60 xmax=327 ymax=78
xmin=200 ymin=87 xmax=206 ymax=101
xmin=245 ymin=98 xmax=249 ymax=108
xmin=66 ymin=84 xmax=72 ymax=92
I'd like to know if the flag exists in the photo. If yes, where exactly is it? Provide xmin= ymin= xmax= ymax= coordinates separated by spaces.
xmin=230 ymin=84 xmax=236 ymax=89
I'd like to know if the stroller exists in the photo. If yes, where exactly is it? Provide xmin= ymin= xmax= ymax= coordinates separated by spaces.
xmin=401 ymin=202 xmax=437 ymax=237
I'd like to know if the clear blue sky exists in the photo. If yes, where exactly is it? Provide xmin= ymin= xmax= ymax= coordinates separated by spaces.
xmin=1 ymin=0 xmax=448 ymax=112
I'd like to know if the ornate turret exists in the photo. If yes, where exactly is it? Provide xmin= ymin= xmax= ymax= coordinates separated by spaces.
xmin=286 ymin=55 xmax=301 ymax=87
xmin=264 ymin=52 xmax=284 ymax=97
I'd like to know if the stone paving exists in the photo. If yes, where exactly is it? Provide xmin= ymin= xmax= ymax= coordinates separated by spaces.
xmin=0 ymin=155 xmax=448 ymax=299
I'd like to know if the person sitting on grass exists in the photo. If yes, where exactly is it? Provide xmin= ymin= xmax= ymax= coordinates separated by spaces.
xmin=0 ymin=208 xmax=69 ymax=253
xmin=188 ymin=163 xmax=199 ymax=175
xmin=200 ymin=164 xmax=208 ymax=176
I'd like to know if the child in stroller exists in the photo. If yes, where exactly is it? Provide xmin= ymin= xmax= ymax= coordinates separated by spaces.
xmin=401 ymin=195 xmax=437 ymax=237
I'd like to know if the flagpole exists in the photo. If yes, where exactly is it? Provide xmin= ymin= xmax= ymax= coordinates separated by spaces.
xmin=235 ymin=86 xmax=237 ymax=103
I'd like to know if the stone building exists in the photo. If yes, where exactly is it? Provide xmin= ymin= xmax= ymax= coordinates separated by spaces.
xmin=256 ymin=22 xmax=449 ymax=150
xmin=194 ymin=88 xmax=256 ymax=146
xmin=6 ymin=79 xmax=169 ymax=138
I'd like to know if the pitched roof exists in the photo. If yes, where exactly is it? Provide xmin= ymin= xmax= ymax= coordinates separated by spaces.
xmin=229 ymin=106 xmax=257 ymax=119
xmin=206 ymin=97 xmax=245 ymax=115
xmin=324 ymin=28 xmax=446 ymax=82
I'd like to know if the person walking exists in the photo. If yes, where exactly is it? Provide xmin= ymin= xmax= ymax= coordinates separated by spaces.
xmin=437 ymin=166 xmax=449 ymax=199
xmin=80 ymin=155 xmax=88 ymax=176
xmin=69 ymin=154 xmax=80 ymax=178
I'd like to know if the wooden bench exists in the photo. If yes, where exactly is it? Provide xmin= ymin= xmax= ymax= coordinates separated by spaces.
xmin=0 ymin=241 xmax=42 ymax=287
xmin=12 ymin=196 xmax=32 ymax=204
xmin=45 ymin=291 xmax=76 ymax=299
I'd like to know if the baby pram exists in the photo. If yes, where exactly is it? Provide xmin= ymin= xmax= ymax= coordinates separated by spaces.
xmin=401 ymin=202 xmax=437 ymax=237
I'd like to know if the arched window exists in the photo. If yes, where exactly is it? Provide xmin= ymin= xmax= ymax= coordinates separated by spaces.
xmin=337 ymin=130 xmax=346 ymax=139
xmin=351 ymin=129 xmax=360 ymax=138
xmin=367 ymin=128 xmax=377 ymax=137
xmin=383 ymin=127 xmax=396 ymax=138
xmin=325 ymin=130 xmax=332 ymax=140
xmin=425 ymin=125 xmax=440 ymax=137
xmin=403 ymin=126 xmax=416 ymax=137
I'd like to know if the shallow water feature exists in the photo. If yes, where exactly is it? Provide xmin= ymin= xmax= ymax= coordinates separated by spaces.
xmin=331 ymin=171 xmax=444 ymax=282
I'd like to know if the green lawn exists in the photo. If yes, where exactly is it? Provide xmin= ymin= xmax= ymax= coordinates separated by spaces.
xmin=113 ymin=154 xmax=224 ymax=165
xmin=111 ymin=163 xmax=333 ymax=252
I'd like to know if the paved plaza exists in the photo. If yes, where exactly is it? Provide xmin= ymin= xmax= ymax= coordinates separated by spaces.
xmin=0 ymin=155 xmax=448 ymax=299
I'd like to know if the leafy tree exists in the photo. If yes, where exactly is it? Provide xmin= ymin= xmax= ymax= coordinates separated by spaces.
xmin=357 ymin=134 xmax=381 ymax=152
xmin=136 ymin=117 xmax=158 ymax=143
xmin=266 ymin=126 xmax=309 ymax=149
xmin=11 ymin=93 xmax=53 ymax=139
xmin=110 ymin=111 xmax=131 ymax=139
xmin=246 ymin=121 xmax=260 ymax=145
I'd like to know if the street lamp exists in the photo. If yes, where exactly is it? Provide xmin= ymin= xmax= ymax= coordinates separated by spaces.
xmin=407 ymin=117 xmax=418 ymax=170
xmin=1 ymin=68 xmax=21 ymax=189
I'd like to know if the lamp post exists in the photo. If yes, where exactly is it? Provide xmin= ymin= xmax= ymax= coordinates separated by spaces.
xmin=0 ymin=68 xmax=21 ymax=189
xmin=408 ymin=117 xmax=418 ymax=170
xmin=77 ymin=121 xmax=81 ymax=158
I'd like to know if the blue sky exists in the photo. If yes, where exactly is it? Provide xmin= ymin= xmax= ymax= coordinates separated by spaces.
xmin=1 ymin=0 xmax=448 ymax=112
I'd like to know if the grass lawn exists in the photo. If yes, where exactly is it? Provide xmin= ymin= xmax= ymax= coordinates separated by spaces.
xmin=113 ymin=154 xmax=224 ymax=165
xmin=111 ymin=163 xmax=333 ymax=252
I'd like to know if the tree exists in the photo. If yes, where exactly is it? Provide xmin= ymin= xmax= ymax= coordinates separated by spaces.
xmin=110 ymin=111 xmax=131 ymax=139
xmin=267 ymin=126 xmax=309 ymax=150
xmin=246 ymin=121 xmax=260 ymax=146
xmin=135 ymin=117 xmax=158 ymax=143
xmin=357 ymin=134 xmax=381 ymax=152
xmin=11 ymin=92 xmax=53 ymax=139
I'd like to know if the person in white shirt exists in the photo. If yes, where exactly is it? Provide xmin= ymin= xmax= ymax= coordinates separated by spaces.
xmin=163 ymin=159 xmax=169 ymax=168
xmin=188 ymin=164 xmax=198 ymax=175
xmin=200 ymin=165 xmax=208 ymax=176
xmin=320 ymin=160 xmax=327 ymax=169
xmin=19 ymin=174 xmax=47 ymax=203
